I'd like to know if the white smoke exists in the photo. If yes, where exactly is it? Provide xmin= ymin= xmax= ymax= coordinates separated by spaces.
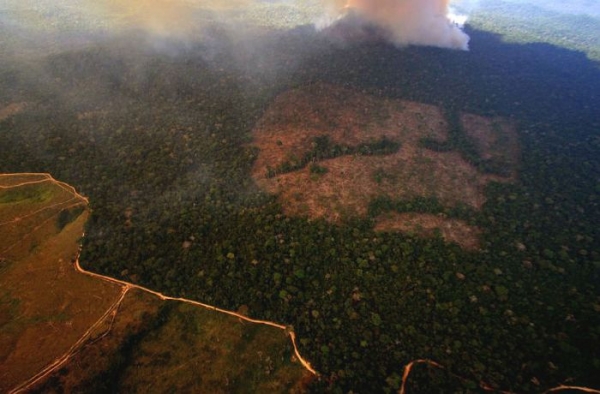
xmin=83 ymin=0 xmax=471 ymax=50
xmin=2 ymin=0 xmax=470 ymax=51
xmin=322 ymin=0 xmax=470 ymax=50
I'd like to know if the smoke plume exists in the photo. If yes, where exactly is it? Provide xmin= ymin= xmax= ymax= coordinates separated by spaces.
xmin=323 ymin=0 xmax=469 ymax=50
xmin=1 ymin=0 xmax=469 ymax=52
xmin=96 ymin=0 xmax=469 ymax=49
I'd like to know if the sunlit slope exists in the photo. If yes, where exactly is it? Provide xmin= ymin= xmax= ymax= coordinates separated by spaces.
xmin=29 ymin=289 xmax=311 ymax=393
xmin=0 ymin=174 xmax=310 ymax=393
xmin=0 ymin=173 xmax=120 ymax=392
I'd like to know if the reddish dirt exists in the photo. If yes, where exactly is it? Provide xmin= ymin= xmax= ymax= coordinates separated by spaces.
xmin=250 ymin=83 xmax=519 ymax=249
xmin=374 ymin=212 xmax=482 ymax=250
xmin=0 ymin=102 xmax=26 ymax=121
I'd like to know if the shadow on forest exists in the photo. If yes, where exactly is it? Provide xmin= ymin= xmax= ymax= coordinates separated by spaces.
xmin=293 ymin=25 xmax=600 ymax=134
xmin=4 ymin=22 xmax=598 ymax=137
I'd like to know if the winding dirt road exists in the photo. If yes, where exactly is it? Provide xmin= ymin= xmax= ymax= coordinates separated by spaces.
xmin=1 ymin=173 xmax=316 ymax=394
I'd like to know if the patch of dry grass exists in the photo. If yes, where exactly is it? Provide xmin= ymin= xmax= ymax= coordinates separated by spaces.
xmin=0 ymin=174 xmax=121 ymax=392
xmin=1 ymin=174 xmax=311 ymax=392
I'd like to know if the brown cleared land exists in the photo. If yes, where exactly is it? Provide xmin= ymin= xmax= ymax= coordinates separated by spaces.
xmin=461 ymin=113 xmax=521 ymax=178
xmin=0 ymin=174 xmax=312 ymax=393
xmin=0 ymin=103 xmax=26 ymax=122
xmin=250 ymin=83 xmax=520 ymax=249
xmin=374 ymin=212 xmax=482 ymax=251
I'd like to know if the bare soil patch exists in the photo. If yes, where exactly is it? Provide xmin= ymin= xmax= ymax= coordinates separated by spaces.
xmin=374 ymin=212 xmax=482 ymax=250
xmin=0 ymin=102 xmax=26 ymax=121
xmin=461 ymin=113 xmax=520 ymax=177
xmin=251 ymin=83 xmax=520 ymax=248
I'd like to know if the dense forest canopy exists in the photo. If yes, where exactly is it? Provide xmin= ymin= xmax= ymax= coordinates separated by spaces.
xmin=1 ymin=0 xmax=599 ymax=392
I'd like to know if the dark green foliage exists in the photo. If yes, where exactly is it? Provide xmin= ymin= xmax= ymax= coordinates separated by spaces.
xmin=368 ymin=195 xmax=477 ymax=223
xmin=419 ymin=107 xmax=512 ymax=177
xmin=267 ymin=135 xmax=400 ymax=177
xmin=0 ymin=184 xmax=51 ymax=204
xmin=309 ymin=163 xmax=328 ymax=175
xmin=56 ymin=206 xmax=85 ymax=230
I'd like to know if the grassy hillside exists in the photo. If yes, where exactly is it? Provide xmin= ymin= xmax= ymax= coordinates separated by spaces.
xmin=0 ymin=174 xmax=310 ymax=393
